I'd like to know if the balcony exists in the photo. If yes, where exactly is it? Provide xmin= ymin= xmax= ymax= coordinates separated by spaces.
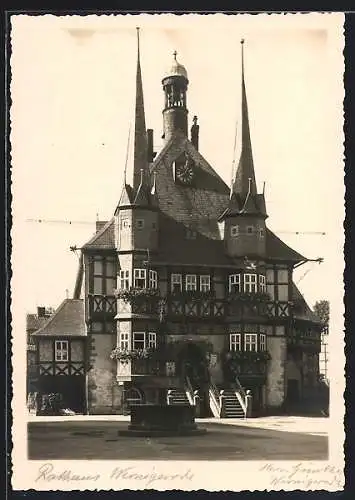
xmin=166 ymin=293 xmax=291 ymax=320
xmin=114 ymin=288 xmax=293 ymax=322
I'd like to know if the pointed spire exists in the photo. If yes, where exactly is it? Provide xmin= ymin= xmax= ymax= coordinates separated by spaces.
xmin=233 ymin=39 xmax=257 ymax=197
xmin=132 ymin=27 xmax=149 ymax=193
xmin=134 ymin=168 xmax=149 ymax=205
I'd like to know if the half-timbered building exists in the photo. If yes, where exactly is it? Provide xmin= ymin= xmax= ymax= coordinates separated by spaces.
xmin=31 ymin=31 xmax=323 ymax=417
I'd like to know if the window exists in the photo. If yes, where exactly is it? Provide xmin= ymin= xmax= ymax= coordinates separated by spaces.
xmin=230 ymin=333 xmax=241 ymax=351
xmin=120 ymin=217 xmax=129 ymax=229
xmin=229 ymin=274 xmax=241 ymax=293
xmin=148 ymin=332 xmax=156 ymax=349
xmin=259 ymin=275 xmax=266 ymax=293
xmin=244 ymin=274 xmax=257 ymax=293
xmin=277 ymin=269 xmax=289 ymax=283
xmin=119 ymin=332 xmax=129 ymax=350
xmin=171 ymin=274 xmax=182 ymax=292
xmin=230 ymin=225 xmax=239 ymax=237
xmin=245 ymin=334 xmax=258 ymax=352
xmin=136 ymin=219 xmax=144 ymax=230
xmin=200 ymin=275 xmax=211 ymax=292
xmin=119 ymin=270 xmax=130 ymax=290
xmin=260 ymin=334 xmax=266 ymax=351
xmin=91 ymin=256 xmax=117 ymax=295
xmin=94 ymin=258 xmax=103 ymax=275
xmin=149 ymin=270 xmax=158 ymax=289
xmin=134 ymin=269 xmax=146 ymax=288
xmin=186 ymin=274 xmax=197 ymax=291
xmin=55 ymin=340 xmax=69 ymax=361
xmin=246 ymin=226 xmax=254 ymax=235
xmin=259 ymin=228 xmax=265 ymax=238
xmin=133 ymin=332 xmax=145 ymax=350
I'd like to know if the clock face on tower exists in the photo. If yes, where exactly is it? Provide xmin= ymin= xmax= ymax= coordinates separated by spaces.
xmin=174 ymin=155 xmax=195 ymax=185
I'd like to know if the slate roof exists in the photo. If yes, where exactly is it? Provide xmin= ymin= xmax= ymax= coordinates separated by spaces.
xmin=32 ymin=299 xmax=86 ymax=337
xmin=82 ymin=218 xmax=115 ymax=250
xmin=292 ymin=283 xmax=322 ymax=324
xmin=82 ymin=135 xmax=306 ymax=265
xmin=265 ymin=229 xmax=305 ymax=263
xmin=26 ymin=314 xmax=49 ymax=332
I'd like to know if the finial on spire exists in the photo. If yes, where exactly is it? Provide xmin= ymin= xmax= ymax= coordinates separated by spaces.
xmin=173 ymin=50 xmax=178 ymax=60
xmin=241 ymin=38 xmax=245 ymax=45
xmin=136 ymin=27 xmax=140 ymax=58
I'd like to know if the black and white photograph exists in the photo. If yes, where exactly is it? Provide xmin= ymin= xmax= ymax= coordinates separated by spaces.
xmin=10 ymin=13 xmax=344 ymax=491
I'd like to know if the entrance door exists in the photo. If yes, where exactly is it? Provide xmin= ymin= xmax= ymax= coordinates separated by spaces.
xmin=177 ymin=342 xmax=211 ymax=417
xmin=287 ymin=379 xmax=300 ymax=404
xmin=177 ymin=343 xmax=209 ymax=388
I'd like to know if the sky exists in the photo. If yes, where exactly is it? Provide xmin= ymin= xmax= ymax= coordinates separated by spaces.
xmin=10 ymin=14 xmax=344 ymax=314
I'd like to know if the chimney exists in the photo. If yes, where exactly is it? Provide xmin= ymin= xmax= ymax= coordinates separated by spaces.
xmin=191 ymin=115 xmax=199 ymax=151
xmin=37 ymin=306 xmax=46 ymax=318
xmin=147 ymin=129 xmax=156 ymax=162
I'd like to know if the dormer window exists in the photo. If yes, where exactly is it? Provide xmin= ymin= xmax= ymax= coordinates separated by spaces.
xmin=244 ymin=274 xmax=257 ymax=293
xmin=136 ymin=219 xmax=144 ymax=230
xmin=229 ymin=274 xmax=241 ymax=293
xmin=231 ymin=225 xmax=239 ymax=237
xmin=134 ymin=269 xmax=146 ymax=289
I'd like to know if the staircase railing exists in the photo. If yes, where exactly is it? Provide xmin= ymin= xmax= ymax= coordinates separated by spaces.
xmin=232 ymin=377 xmax=247 ymax=416
xmin=184 ymin=376 xmax=195 ymax=406
xmin=209 ymin=380 xmax=221 ymax=418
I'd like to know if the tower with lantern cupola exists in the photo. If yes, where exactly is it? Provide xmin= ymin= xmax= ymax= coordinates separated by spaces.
xmin=161 ymin=51 xmax=189 ymax=142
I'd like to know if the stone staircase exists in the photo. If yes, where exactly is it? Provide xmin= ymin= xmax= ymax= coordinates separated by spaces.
xmin=167 ymin=388 xmax=190 ymax=405
xmin=221 ymin=389 xmax=245 ymax=418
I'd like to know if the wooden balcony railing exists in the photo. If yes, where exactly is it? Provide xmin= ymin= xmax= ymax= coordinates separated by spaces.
xmin=113 ymin=290 xmax=293 ymax=321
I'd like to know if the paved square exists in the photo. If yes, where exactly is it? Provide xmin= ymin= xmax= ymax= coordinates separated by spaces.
xmin=28 ymin=417 xmax=328 ymax=461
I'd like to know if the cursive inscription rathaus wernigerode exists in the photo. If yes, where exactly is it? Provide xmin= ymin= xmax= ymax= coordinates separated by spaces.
xmin=35 ymin=463 xmax=195 ymax=487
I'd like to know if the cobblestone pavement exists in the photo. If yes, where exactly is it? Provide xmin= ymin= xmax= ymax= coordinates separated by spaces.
xmin=27 ymin=416 xmax=328 ymax=461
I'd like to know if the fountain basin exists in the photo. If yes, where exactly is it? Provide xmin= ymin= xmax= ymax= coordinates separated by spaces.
xmin=118 ymin=404 xmax=207 ymax=437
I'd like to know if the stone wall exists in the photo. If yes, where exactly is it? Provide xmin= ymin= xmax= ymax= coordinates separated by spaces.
xmin=87 ymin=333 xmax=123 ymax=414
xmin=266 ymin=336 xmax=287 ymax=408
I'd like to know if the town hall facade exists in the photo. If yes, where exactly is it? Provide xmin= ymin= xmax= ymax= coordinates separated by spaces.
xmin=31 ymin=31 xmax=323 ymax=417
